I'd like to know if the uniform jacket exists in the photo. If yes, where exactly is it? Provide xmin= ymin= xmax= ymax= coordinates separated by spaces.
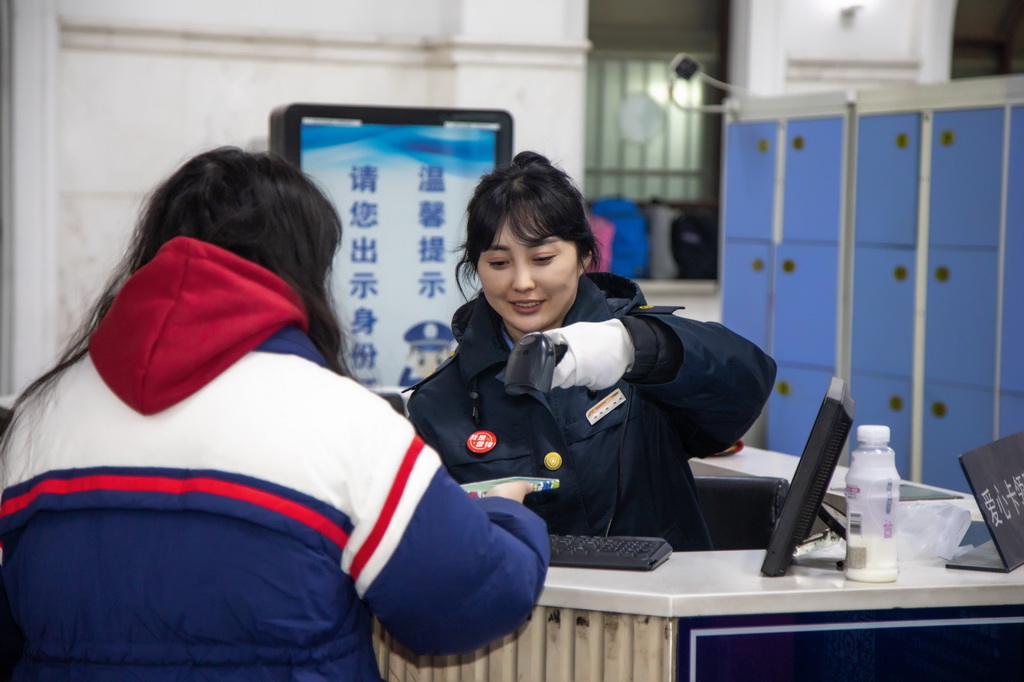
xmin=0 ymin=237 xmax=549 ymax=681
xmin=407 ymin=273 xmax=777 ymax=551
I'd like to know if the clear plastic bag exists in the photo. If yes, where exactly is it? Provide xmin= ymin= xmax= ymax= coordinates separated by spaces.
xmin=897 ymin=502 xmax=971 ymax=562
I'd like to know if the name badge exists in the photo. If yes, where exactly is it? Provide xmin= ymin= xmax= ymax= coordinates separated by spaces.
xmin=586 ymin=388 xmax=626 ymax=426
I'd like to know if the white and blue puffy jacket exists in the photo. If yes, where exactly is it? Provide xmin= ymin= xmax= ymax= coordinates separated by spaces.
xmin=0 ymin=237 xmax=549 ymax=681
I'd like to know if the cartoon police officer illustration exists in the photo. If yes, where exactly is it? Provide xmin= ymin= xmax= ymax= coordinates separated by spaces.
xmin=398 ymin=320 xmax=455 ymax=387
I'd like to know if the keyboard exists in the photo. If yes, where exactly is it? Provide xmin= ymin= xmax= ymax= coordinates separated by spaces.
xmin=548 ymin=534 xmax=673 ymax=571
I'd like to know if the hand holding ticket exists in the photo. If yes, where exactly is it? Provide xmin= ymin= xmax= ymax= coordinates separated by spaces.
xmin=461 ymin=477 xmax=559 ymax=501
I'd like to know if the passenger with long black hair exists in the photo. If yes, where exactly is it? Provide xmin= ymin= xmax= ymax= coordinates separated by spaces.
xmin=407 ymin=151 xmax=777 ymax=551
xmin=0 ymin=147 xmax=548 ymax=680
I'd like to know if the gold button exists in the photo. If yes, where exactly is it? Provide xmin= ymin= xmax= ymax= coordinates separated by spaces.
xmin=544 ymin=452 xmax=562 ymax=471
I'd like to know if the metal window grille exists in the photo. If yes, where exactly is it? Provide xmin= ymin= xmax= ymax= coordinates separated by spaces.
xmin=584 ymin=51 xmax=719 ymax=203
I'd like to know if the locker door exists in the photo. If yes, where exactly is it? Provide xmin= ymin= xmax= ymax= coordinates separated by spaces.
xmin=922 ymin=382 xmax=995 ymax=492
xmin=854 ymin=113 xmax=920 ymax=247
xmin=923 ymin=248 xmax=999 ymax=389
xmin=773 ymin=243 xmax=838 ymax=369
xmin=849 ymin=373 xmax=912 ymax=478
xmin=1000 ymin=393 xmax=1024 ymax=439
xmin=723 ymin=121 xmax=778 ymax=241
xmin=929 ymin=108 xmax=1004 ymax=249
xmin=721 ymin=241 xmax=772 ymax=354
xmin=783 ymin=117 xmax=844 ymax=243
xmin=850 ymin=246 xmax=916 ymax=378
xmin=1001 ymin=106 xmax=1024 ymax=394
xmin=768 ymin=366 xmax=838 ymax=458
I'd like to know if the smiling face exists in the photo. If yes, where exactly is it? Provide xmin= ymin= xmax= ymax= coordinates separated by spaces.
xmin=477 ymin=226 xmax=589 ymax=344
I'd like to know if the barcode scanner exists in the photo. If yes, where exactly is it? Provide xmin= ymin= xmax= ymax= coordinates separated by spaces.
xmin=504 ymin=332 xmax=568 ymax=395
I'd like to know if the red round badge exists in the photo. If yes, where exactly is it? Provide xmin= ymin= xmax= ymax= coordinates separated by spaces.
xmin=467 ymin=430 xmax=497 ymax=454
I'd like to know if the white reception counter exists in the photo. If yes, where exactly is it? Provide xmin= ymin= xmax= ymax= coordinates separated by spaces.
xmin=376 ymin=448 xmax=1024 ymax=681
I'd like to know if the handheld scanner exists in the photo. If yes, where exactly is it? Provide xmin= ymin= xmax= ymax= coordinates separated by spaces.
xmin=504 ymin=332 xmax=567 ymax=395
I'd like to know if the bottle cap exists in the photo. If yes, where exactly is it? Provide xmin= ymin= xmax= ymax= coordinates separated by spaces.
xmin=857 ymin=424 xmax=890 ymax=444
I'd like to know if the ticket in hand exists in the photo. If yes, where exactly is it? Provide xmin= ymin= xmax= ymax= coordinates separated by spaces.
xmin=461 ymin=476 xmax=560 ymax=498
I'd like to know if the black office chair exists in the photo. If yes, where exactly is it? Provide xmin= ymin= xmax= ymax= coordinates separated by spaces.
xmin=371 ymin=388 xmax=408 ymax=417
xmin=694 ymin=475 xmax=789 ymax=550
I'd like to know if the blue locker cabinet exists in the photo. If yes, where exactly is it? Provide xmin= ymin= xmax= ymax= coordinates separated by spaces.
xmin=920 ymin=108 xmax=1004 ymax=490
xmin=722 ymin=78 xmax=1024 ymax=485
xmin=1000 ymin=106 xmax=1024 ymax=439
xmin=766 ymin=116 xmax=845 ymax=454
xmin=721 ymin=121 xmax=777 ymax=356
xmin=849 ymin=113 xmax=920 ymax=483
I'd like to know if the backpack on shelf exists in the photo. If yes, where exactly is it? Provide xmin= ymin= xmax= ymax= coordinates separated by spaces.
xmin=671 ymin=209 xmax=719 ymax=280
xmin=589 ymin=197 xmax=649 ymax=280
xmin=585 ymin=210 xmax=615 ymax=273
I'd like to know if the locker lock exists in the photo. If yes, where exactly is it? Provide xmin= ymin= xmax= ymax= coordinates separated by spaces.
xmin=782 ymin=259 xmax=796 ymax=273
xmin=896 ymin=133 xmax=910 ymax=148
xmin=893 ymin=265 xmax=908 ymax=281
xmin=940 ymin=130 xmax=956 ymax=146
xmin=931 ymin=402 xmax=948 ymax=418
xmin=934 ymin=266 xmax=950 ymax=282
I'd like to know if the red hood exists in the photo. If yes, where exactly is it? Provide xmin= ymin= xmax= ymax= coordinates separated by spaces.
xmin=88 ymin=237 xmax=309 ymax=415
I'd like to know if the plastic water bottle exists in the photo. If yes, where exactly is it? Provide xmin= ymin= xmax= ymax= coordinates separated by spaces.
xmin=844 ymin=425 xmax=901 ymax=582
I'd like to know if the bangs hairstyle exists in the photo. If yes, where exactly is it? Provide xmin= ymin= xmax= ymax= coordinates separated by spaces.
xmin=456 ymin=151 xmax=598 ymax=296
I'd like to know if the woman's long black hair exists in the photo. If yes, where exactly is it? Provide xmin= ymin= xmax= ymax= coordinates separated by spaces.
xmin=2 ymin=146 xmax=349 ymax=452
xmin=455 ymin=150 xmax=599 ymax=298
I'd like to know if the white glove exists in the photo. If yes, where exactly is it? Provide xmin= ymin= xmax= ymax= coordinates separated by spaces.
xmin=546 ymin=319 xmax=635 ymax=390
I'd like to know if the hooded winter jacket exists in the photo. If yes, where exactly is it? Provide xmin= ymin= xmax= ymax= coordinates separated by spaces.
xmin=407 ymin=273 xmax=777 ymax=551
xmin=0 ymin=237 xmax=549 ymax=681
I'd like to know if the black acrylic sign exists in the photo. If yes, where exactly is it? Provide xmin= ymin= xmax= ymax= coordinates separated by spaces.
xmin=947 ymin=430 xmax=1024 ymax=573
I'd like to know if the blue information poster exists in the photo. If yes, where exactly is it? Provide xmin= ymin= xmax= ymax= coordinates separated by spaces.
xmin=270 ymin=105 xmax=513 ymax=388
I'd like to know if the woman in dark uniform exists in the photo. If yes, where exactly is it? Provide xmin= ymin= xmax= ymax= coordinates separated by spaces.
xmin=406 ymin=151 xmax=777 ymax=551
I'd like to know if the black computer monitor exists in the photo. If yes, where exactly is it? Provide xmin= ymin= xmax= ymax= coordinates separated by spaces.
xmin=760 ymin=376 xmax=855 ymax=577
xmin=269 ymin=103 xmax=513 ymax=169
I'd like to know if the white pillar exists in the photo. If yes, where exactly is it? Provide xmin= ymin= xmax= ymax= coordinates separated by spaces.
xmin=7 ymin=0 xmax=60 ymax=395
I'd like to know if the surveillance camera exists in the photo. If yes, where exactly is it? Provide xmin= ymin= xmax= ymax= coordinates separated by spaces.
xmin=672 ymin=54 xmax=701 ymax=81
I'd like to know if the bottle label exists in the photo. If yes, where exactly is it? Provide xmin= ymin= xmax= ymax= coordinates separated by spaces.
xmin=847 ymin=545 xmax=867 ymax=569
xmin=849 ymin=511 xmax=863 ymax=536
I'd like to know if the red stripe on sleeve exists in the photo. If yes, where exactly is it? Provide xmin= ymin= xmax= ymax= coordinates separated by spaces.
xmin=0 ymin=475 xmax=348 ymax=547
xmin=349 ymin=436 xmax=425 ymax=581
